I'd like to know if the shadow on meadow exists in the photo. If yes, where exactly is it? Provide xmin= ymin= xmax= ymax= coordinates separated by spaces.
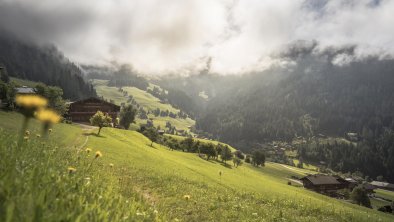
xmin=149 ymin=144 xmax=158 ymax=149
xmin=220 ymin=163 xmax=233 ymax=169
xmin=83 ymin=132 xmax=106 ymax=138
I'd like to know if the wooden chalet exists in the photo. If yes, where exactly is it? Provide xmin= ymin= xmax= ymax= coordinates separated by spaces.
xmin=370 ymin=181 xmax=394 ymax=191
xmin=68 ymin=97 xmax=120 ymax=123
xmin=15 ymin=86 xmax=36 ymax=94
xmin=344 ymin=178 xmax=358 ymax=190
xmin=300 ymin=174 xmax=348 ymax=192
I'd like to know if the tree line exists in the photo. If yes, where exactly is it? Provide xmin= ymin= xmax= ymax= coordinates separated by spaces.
xmin=0 ymin=72 xmax=68 ymax=115
xmin=297 ymin=130 xmax=394 ymax=182
xmin=138 ymin=126 xmax=266 ymax=168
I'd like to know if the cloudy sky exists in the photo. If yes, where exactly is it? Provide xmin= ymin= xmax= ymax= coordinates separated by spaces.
xmin=0 ymin=0 xmax=393 ymax=75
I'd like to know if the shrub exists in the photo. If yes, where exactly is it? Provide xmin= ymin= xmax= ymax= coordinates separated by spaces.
xmin=350 ymin=185 xmax=371 ymax=208
xmin=245 ymin=155 xmax=251 ymax=163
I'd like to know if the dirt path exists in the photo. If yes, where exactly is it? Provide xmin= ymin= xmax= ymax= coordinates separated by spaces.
xmin=75 ymin=123 xmax=98 ymax=130
xmin=71 ymin=123 xmax=97 ymax=150
xmin=278 ymin=164 xmax=313 ymax=175
xmin=288 ymin=178 xmax=303 ymax=185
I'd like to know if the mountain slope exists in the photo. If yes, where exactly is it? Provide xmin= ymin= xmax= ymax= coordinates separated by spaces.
xmin=92 ymin=79 xmax=195 ymax=131
xmin=1 ymin=111 xmax=393 ymax=221
xmin=0 ymin=33 xmax=96 ymax=99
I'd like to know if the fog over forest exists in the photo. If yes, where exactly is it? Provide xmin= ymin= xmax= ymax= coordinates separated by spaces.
xmin=1 ymin=0 xmax=394 ymax=75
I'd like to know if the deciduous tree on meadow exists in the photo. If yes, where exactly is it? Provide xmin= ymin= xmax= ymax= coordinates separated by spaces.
xmin=200 ymin=143 xmax=216 ymax=160
xmin=181 ymin=137 xmax=194 ymax=152
xmin=140 ymin=126 xmax=159 ymax=147
xmin=119 ymin=104 xmax=136 ymax=129
xmin=233 ymin=157 xmax=242 ymax=167
xmin=90 ymin=111 xmax=112 ymax=135
xmin=220 ymin=145 xmax=233 ymax=164
xmin=252 ymin=150 xmax=266 ymax=167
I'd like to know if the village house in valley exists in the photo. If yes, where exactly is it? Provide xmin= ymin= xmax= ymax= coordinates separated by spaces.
xmin=300 ymin=174 xmax=351 ymax=193
xmin=68 ymin=97 xmax=120 ymax=123
xmin=15 ymin=86 xmax=36 ymax=94
xmin=370 ymin=181 xmax=394 ymax=191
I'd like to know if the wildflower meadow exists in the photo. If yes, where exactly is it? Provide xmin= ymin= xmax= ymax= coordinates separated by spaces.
xmin=0 ymin=107 xmax=393 ymax=221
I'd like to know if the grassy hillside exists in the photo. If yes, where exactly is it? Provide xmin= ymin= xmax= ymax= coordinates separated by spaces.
xmin=10 ymin=77 xmax=41 ymax=87
xmin=0 ymin=111 xmax=159 ymax=221
xmin=85 ymin=127 xmax=393 ymax=221
xmin=1 ymin=111 xmax=393 ymax=221
xmin=0 ymin=111 xmax=84 ymax=147
xmin=371 ymin=189 xmax=394 ymax=210
xmin=91 ymin=79 xmax=195 ymax=131
xmin=376 ymin=189 xmax=394 ymax=202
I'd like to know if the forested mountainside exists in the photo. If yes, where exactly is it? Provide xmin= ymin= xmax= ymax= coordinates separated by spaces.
xmin=187 ymin=45 xmax=394 ymax=182
xmin=155 ymin=44 xmax=394 ymax=182
xmin=0 ymin=33 xmax=96 ymax=100
xmin=193 ymin=46 xmax=394 ymax=144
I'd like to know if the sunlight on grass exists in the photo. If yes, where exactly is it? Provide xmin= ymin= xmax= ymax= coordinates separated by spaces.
xmin=1 ymin=111 xmax=393 ymax=221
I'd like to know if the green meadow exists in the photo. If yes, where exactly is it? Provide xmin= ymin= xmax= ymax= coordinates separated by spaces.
xmin=91 ymin=79 xmax=195 ymax=131
xmin=375 ymin=189 xmax=394 ymax=202
xmin=1 ymin=111 xmax=393 ymax=221
xmin=10 ymin=77 xmax=42 ymax=87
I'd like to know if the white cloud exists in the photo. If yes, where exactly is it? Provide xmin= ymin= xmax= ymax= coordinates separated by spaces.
xmin=0 ymin=0 xmax=393 ymax=75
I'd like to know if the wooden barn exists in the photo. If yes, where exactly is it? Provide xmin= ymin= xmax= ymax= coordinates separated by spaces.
xmin=68 ymin=97 xmax=120 ymax=123
xmin=300 ymin=174 xmax=348 ymax=192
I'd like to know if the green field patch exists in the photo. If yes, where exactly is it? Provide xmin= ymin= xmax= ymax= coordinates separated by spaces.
xmin=91 ymin=79 xmax=195 ymax=131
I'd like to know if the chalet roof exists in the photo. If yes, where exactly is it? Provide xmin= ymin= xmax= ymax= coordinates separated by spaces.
xmin=345 ymin=178 xmax=357 ymax=183
xmin=370 ymin=181 xmax=394 ymax=189
xmin=301 ymin=174 xmax=341 ymax=185
xmin=70 ymin=97 xmax=120 ymax=109
xmin=16 ymin=86 xmax=35 ymax=94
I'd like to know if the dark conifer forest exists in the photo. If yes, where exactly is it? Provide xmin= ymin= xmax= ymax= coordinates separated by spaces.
xmin=158 ymin=45 xmax=394 ymax=182
xmin=0 ymin=33 xmax=96 ymax=100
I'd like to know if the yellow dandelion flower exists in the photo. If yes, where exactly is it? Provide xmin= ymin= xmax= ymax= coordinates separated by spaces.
xmin=48 ymin=128 xmax=53 ymax=133
xmin=35 ymin=109 xmax=61 ymax=124
xmin=67 ymin=167 xmax=77 ymax=174
xmin=109 ymin=163 xmax=114 ymax=168
xmin=183 ymin=195 xmax=191 ymax=200
xmin=85 ymin=148 xmax=92 ymax=153
xmin=25 ymin=130 xmax=30 ymax=136
xmin=15 ymin=95 xmax=48 ymax=109
xmin=95 ymin=151 xmax=102 ymax=158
